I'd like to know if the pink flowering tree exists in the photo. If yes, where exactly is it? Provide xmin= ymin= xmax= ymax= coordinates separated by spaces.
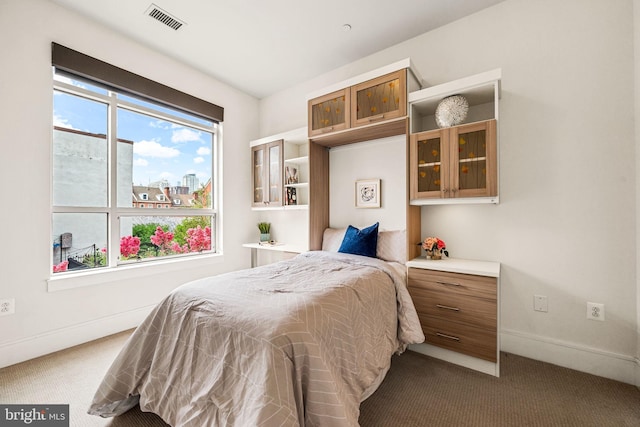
xmin=186 ymin=226 xmax=211 ymax=252
xmin=120 ymin=235 xmax=141 ymax=259
xmin=53 ymin=260 xmax=69 ymax=273
xmin=150 ymin=226 xmax=175 ymax=253
xmin=170 ymin=241 xmax=188 ymax=254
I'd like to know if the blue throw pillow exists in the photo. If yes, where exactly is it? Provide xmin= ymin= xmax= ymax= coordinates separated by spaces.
xmin=338 ymin=222 xmax=379 ymax=258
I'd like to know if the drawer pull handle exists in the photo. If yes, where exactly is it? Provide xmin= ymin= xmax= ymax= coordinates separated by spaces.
xmin=436 ymin=281 xmax=461 ymax=287
xmin=436 ymin=332 xmax=460 ymax=341
xmin=436 ymin=304 xmax=460 ymax=312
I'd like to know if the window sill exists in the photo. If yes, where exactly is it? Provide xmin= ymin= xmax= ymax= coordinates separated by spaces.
xmin=47 ymin=252 xmax=225 ymax=292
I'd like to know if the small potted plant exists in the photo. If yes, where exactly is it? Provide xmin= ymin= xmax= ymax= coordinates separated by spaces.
xmin=257 ymin=222 xmax=271 ymax=242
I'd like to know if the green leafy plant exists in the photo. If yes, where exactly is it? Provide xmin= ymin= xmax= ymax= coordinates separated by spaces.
xmin=257 ymin=222 xmax=271 ymax=234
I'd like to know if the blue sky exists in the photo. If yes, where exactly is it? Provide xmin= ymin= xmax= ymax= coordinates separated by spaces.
xmin=53 ymin=75 xmax=213 ymax=188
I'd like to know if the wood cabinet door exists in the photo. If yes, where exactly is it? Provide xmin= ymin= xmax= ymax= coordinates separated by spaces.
xmin=350 ymin=70 xmax=406 ymax=128
xmin=410 ymin=128 xmax=450 ymax=200
xmin=308 ymin=89 xmax=350 ymax=137
xmin=251 ymin=144 xmax=266 ymax=207
xmin=449 ymin=119 xmax=497 ymax=198
xmin=265 ymin=140 xmax=283 ymax=207
xmin=252 ymin=140 xmax=283 ymax=207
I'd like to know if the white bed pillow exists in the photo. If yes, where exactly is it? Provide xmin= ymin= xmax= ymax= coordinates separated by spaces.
xmin=322 ymin=227 xmax=406 ymax=264
xmin=322 ymin=228 xmax=347 ymax=252
xmin=377 ymin=229 xmax=407 ymax=264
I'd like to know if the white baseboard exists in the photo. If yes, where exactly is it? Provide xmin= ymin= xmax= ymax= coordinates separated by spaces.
xmin=501 ymin=328 xmax=637 ymax=386
xmin=0 ymin=305 xmax=155 ymax=369
xmin=409 ymin=342 xmax=500 ymax=377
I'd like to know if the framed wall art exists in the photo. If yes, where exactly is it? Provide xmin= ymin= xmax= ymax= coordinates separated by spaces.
xmin=355 ymin=179 xmax=380 ymax=208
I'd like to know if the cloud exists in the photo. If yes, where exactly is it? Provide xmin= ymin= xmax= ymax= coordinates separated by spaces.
xmin=149 ymin=120 xmax=170 ymax=130
xmin=172 ymin=128 xmax=202 ymax=143
xmin=53 ymin=114 xmax=74 ymax=129
xmin=134 ymin=158 xmax=149 ymax=166
xmin=134 ymin=140 xmax=180 ymax=158
xmin=159 ymin=171 xmax=176 ymax=181
xmin=193 ymin=157 xmax=204 ymax=164
xmin=197 ymin=147 xmax=211 ymax=156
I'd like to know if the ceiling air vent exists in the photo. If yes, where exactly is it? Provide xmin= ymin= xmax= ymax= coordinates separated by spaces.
xmin=145 ymin=4 xmax=185 ymax=31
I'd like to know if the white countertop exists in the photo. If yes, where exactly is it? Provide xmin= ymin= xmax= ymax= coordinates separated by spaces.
xmin=242 ymin=242 xmax=306 ymax=253
xmin=406 ymin=257 xmax=500 ymax=277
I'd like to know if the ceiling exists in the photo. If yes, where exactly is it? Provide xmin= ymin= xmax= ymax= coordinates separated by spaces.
xmin=50 ymin=0 xmax=505 ymax=99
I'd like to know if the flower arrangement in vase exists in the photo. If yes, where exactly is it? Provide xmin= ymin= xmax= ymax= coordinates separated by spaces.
xmin=422 ymin=237 xmax=449 ymax=260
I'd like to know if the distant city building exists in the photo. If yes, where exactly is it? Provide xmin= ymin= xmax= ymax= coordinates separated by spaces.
xmin=182 ymin=173 xmax=199 ymax=193
xmin=132 ymin=185 xmax=195 ymax=208
xmin=149 ymin=179 xmax=171 ymax=189
xmin=170 ymin=186 xmax=191 ymax=195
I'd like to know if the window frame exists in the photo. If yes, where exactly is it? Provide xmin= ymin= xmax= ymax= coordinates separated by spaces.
xmin=50 ymin=66 xmax=222 ymax=287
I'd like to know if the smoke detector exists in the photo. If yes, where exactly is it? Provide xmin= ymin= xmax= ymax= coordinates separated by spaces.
xmin=145 ymin=4 xmax=185 ymax=31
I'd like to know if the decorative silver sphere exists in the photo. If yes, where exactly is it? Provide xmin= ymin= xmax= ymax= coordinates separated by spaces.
xmin=435 ymin=95 xmax=469 ymax=128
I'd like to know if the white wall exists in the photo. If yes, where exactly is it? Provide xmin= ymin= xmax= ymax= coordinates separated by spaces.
xmin=260 ymin=0 xmax=638 ymax=384
xmin=329 ymin=135 xmax=407 ymax=231
xmin=0 ymin=0 xmax=259 ymax=367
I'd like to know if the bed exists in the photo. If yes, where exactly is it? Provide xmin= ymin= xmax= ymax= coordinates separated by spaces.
xmin=88 ymin=226 xmax=424 ymax=426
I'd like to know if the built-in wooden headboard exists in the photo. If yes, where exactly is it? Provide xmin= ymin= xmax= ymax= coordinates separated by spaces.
xmin=307 ymin=119 xmax=421 ymax=262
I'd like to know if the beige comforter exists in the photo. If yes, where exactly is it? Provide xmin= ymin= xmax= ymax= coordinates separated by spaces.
xmin=88 ymin=251 xmax=424 ymax=426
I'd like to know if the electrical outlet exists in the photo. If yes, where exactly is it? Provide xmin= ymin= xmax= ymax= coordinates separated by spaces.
xmin=0 ymin=298 xmax=15 ymax=316
xmin=534 ymin=295 xmax=548 ymax=312
xmin=587 ymin=302 xmax=605 ymax=321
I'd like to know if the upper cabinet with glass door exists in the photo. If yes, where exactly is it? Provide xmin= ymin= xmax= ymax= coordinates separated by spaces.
xmin=307 ymin=59 xmax=422 ymax=147
xmin=308 ymin=89 xmax=350 ymax=137
xmin=252 ymin=139 xmax=283 ymax=208
xmin=409 ymin=69 xmax=501 ymax=204
xmin=410 ymin=120 xmax=497 ymax=201
xmin=351 ymin=70 xmax=407 ymax=128
xmin=250 ymin=127 xmax=309 ymax=210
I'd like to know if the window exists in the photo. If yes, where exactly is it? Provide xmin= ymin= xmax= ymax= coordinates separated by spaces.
xmin=51 ymin=44 xmax=222 ymax=275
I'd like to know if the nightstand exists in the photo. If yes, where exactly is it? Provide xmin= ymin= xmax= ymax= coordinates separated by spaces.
xmin=406 ymin=257 xmax=501 ymax=376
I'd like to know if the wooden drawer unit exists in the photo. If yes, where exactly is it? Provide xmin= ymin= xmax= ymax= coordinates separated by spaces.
xmin=421 ymin=317 xmax=497 ymax=362
xmin=409 ymin=268 xmax=496 ymax=300
xmin=408 ymin=263 xmax=499 ymax=364
xmin=409 ymin=286 xmax=496 ymax=330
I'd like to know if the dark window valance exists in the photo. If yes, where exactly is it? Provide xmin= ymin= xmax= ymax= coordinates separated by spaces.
xmin=51 ymin=42 xmax=223 ymax=123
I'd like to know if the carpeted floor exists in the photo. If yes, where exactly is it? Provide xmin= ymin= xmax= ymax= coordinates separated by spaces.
xmin=1 ymin=330 xmax=639 ymax=426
